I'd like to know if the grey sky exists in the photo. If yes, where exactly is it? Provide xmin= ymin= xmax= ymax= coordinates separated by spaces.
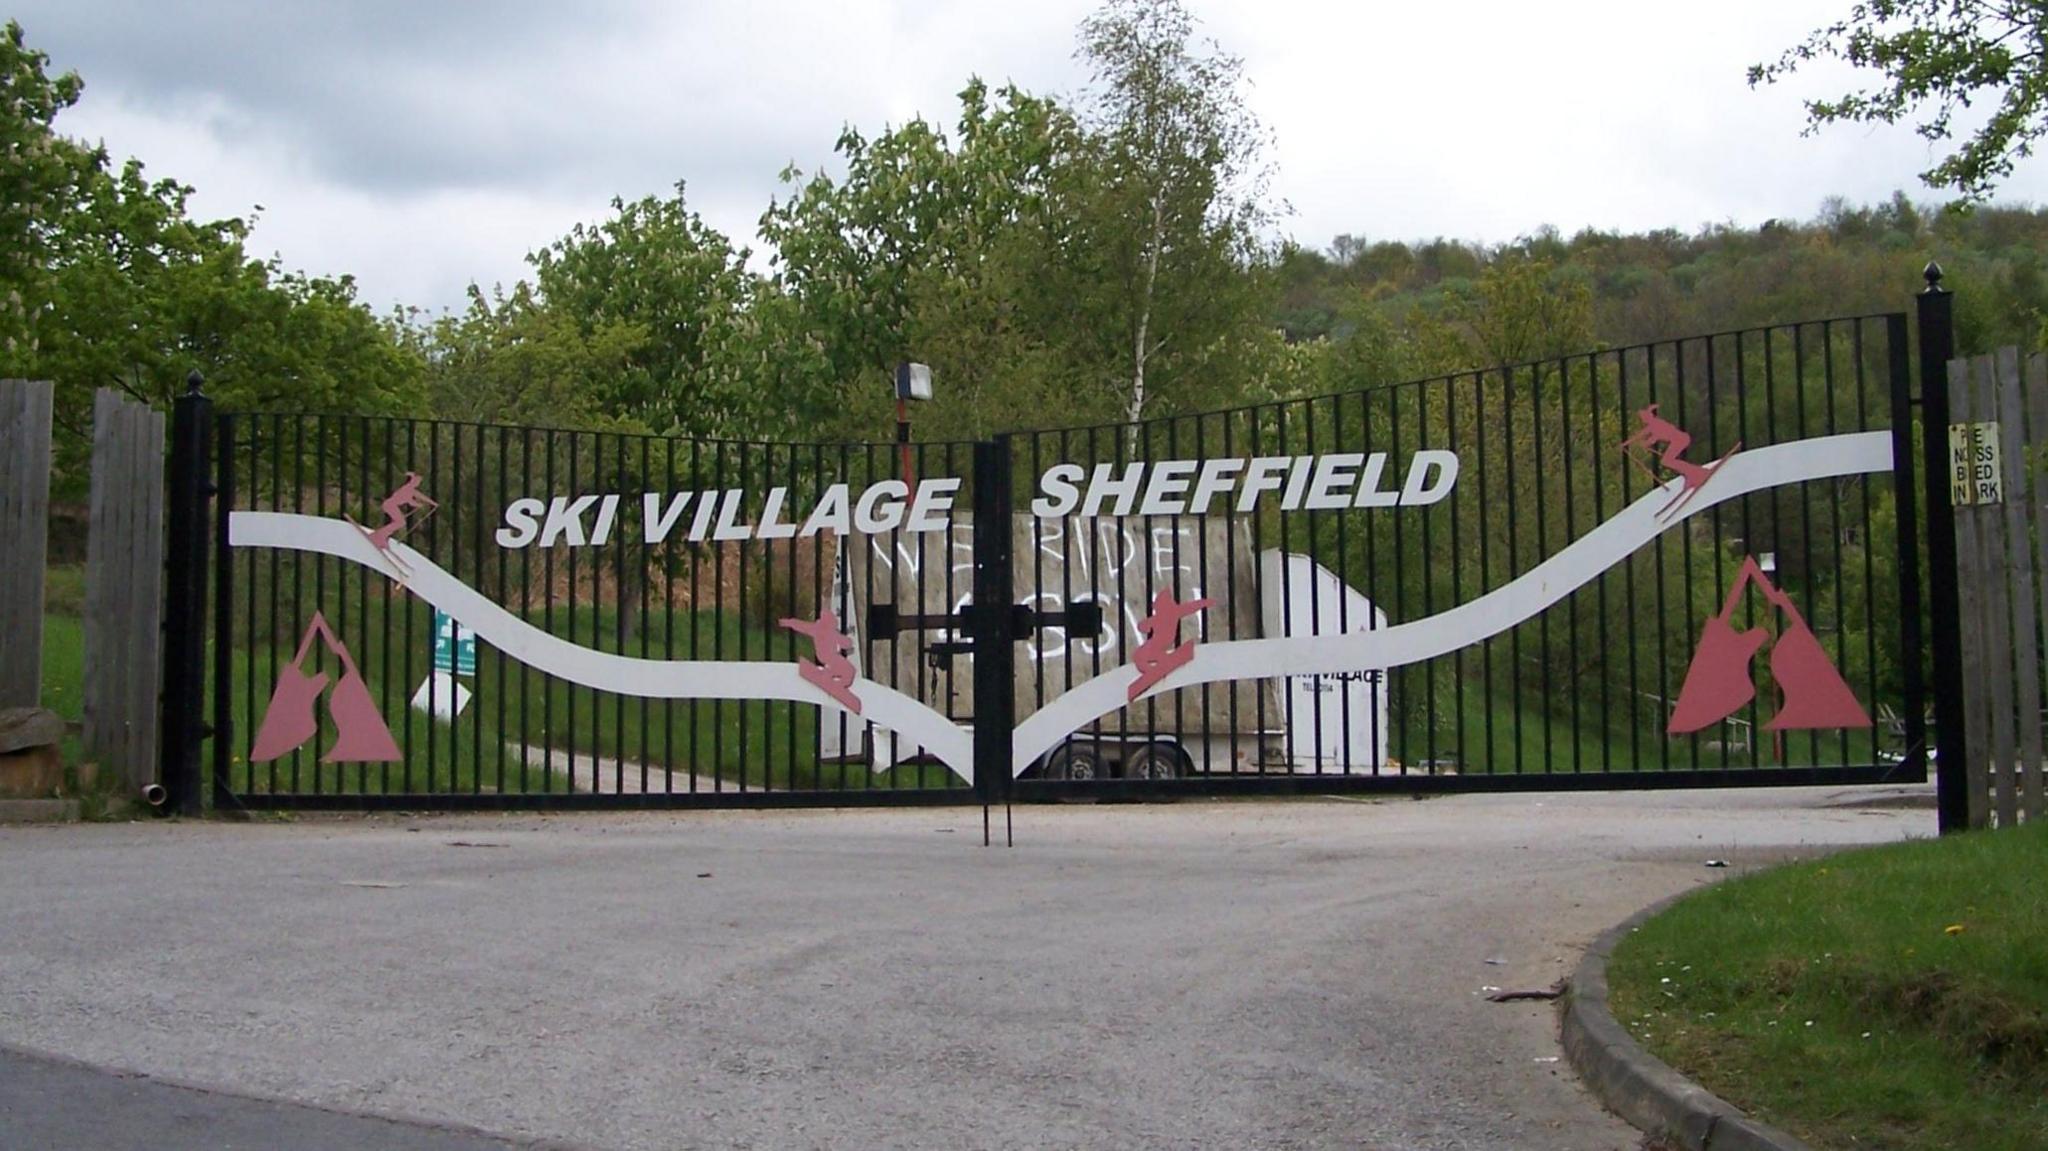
xmin=22 ymin=0 xmax=2047 ymax=314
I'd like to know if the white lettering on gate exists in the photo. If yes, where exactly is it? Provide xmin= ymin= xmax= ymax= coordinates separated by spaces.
xmin=492 ymin=454 xmax=1458 ymax=549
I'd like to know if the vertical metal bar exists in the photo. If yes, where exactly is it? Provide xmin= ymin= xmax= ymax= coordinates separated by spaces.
xmin=1617 ymin=350 xmax=1640 ymax=772
xmin=1386 ymin=391 xmax=1404 ymax=767
xmin=269 ymin=414 xmax=283 ymax=796
xmin=691 ymin=440 xmax=706 ymax=792
xmin=1560 ymin=357 xmax=1580 ymax=773
xmin=1648 ymin=346 xmax=1670 ymax=773
xmin=1792 ymin=325 xmax=1818 ymax=765
xmin=971 ymin=436 xmax=1016 ymax=809
xmin=1448 ymin=374 xmax=1464 ymax=776
xmin=1854 ymin=323 xmax=1878 ymax=769
xmin=378 ymin=419 xmax=393 ymax=794
xmin=1735 ymin=333 xmax=1760 ymax=768
xmin=521 ymin=426 xmax=534 ymax=796
xmin=1673 ymin=340 xmax=1699 ymax=773
xmin=1705 ymin=333 xmax=1727 ymax=774
xmin=1332 ymin=395 xmax=1353 ymax=774
xmin=211 ymin=412 xmax=235 ymax=806
xmin=1031 ymin=433 xmax=1048 ymax=749
xmin=615 ymin=430 xmax=628 ymax=796
xmin=1219 ymin=416 xmax=1239 ymax=771
xmin=1915 ymin=270 xmax=1967 ymax=830
xmin=713 ymin=439 xmax=727 ymax=790
xmin=245 ymin=419 xmax=260 ymax=797
xmin=667 ymin=437 xmax=679 ymax=794
xmin=1500 ymin=364 xmax=1521 ymax=774
xmin=160 ymin=374 xmax=213 ymax=814
xmin=1472 ymin=371 xmax=1490 ymax=773
xmin=424 ymin=421 xmax=438 ymax=791
xmin=401 ymin=421 xmax=415 ymax=793
xmin=808 ymin=440 xmax=824 ymax=792
xmin=355 ymin=418 xmax=372 ymax=794
xmin=498 ymin=424 xmax=511 ymax=796
xmin=1591 ymin=354 xmax=1612 ymax=773
xmin=314 ymin=417 xmax=330 ymax=794
xmin=1824 ymin=325 xmax=1849 ymax=766
xmin=542 ymin=429 xmax=556 ymax=793
xmin=756 ymin=438 xmax=772 ymax=790
xmin=1416 ymin=383 xmax=1435 ymax=774
xmin=1297 ymin=399 xmax=1319 ymax=773
xmin=1532 ymin=361 xmax=1551 ymax=776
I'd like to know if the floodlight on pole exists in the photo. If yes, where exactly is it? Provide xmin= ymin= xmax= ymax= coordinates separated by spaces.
xmin=894 ymin=362 xmax=932 ymax=489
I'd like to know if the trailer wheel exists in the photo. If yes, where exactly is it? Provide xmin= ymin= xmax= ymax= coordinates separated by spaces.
xmin=1122 ymin=742 xmax=1185 ymax=780
xmin=1042 ymin=742 xmax=1102 ymax=781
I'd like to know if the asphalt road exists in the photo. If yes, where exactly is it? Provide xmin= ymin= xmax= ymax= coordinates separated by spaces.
xmin=0 ymin=787 xmax=1930 ymax=1150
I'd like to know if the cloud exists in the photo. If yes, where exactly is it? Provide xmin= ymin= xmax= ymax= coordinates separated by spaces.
xmin=20 ymin=0 xmax=2048 ymax=313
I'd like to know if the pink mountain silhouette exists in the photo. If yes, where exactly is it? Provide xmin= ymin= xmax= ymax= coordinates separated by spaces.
xmin=250 ymin=612 xmax=402 ymax=763
xmin=1668 ymin=558 xmax=1871 ymax=735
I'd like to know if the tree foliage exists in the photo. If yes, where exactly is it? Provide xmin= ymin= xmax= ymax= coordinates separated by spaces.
xmin=1753 ymin=0 xmax=2048 ymax=199
xmin=1073 ymin=0 xmax=1278 ymax=423
xmin=1 ymin=19 xmax=422 ymax=492
xmin=527 ymin=186 xmax=762 ymax=438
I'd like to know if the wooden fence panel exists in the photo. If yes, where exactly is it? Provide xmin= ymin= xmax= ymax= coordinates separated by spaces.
xmin=1952 ymin=348 xmax=2048 ymax=828
xmin=2026 ymin=352 xmax=2048 ymax=823
xmin=82 ymin=390 xmax=166 ymax=790
xmin=1980 ymin=354 xmax=2019 ymax=828
xmin=2001 ymin=348 xmax=2045 ymax=825
xmin=0 ymin=379 xmax=53 ymax=709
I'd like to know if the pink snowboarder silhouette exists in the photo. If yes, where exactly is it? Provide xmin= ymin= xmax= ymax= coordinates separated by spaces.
xmin=780 ymin=608 xmax=863 ymax=714
xmin=1127 ymin=588 xmax=1214 ymax=702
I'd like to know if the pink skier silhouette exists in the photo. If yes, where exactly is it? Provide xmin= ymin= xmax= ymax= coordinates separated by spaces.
xmin=345 ymin=473 xmax=438 ymax=571
xmin=1619 ymin=404 xmax=1739 ymax=521
xmin=249 ymin=612 xmax=403 ymax=764
xmin=1127 ymin=588 xmax=1214 ymax=702
xmin=780 ymin=608 xmax=863 ymax=714
xmin=1668 ymin=557 xmax=1871 ymax=736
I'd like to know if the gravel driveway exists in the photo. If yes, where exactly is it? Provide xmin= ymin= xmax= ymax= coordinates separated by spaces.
xmin=0 ymin=786 xmax=1930 ymax=1150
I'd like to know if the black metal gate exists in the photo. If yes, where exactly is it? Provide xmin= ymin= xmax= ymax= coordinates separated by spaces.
xmin=1001 ymin=313 xmax=1926 ymax=799
xmin=163 ymin=308 xmax=1936 ymax=813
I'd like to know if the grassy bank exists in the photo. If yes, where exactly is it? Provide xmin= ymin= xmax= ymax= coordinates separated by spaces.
xmin=1607 ymin=825 xmax=2048 ymax=1151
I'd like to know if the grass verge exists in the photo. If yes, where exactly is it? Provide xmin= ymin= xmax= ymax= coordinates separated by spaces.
xmin=1607 ymin=824 xmax=2048 ymax=1151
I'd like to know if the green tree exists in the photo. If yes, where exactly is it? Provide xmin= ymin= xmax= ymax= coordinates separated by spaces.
xmin=760 ymin=80 xmax=1093 ymax=440
xmin=417 ymin=282 xmax=647 ymax=429
xmin=527 ymin=185 xmax=762 ymax=439
xmin=1 ymin=21 xmax=424 ymax=490
xmin=0 ymin=20 xmax=87 ymax=369
xmin=1753 ymin=1 xmax=2048 ymax=199
xmin=1070 ymin=0 xmax=1278 ymax=424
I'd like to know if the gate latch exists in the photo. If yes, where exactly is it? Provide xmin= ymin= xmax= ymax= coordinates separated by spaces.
xmin=866 ymin=600 xmax=1104 ymax=642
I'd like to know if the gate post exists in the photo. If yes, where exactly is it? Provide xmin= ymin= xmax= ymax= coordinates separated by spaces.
xmin=970 ymin=437 xmax=1017 ymax=810
xmin=159 ymin=371 xmax=214 ymax=816
xmin=1915 ymin=265 xmax=1968 ymax=833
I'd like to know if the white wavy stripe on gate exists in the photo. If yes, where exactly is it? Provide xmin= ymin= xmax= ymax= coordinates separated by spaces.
xmin=228 ymin=512 xmax=975 ymax=783
xmin=1010 ymin=431 xmax=1896 ymax=773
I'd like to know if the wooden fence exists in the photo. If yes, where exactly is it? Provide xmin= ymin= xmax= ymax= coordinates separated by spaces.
xmin=82 ymin=389 xmax=167 ymax=790
xmin=1949 ymin=348 xmax=2048 ymax=828
xmin=0 ymin=380 xmax=53 ymax=709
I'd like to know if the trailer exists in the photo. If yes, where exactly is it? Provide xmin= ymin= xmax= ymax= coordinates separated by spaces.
xmin=818 ymin=514 xmax=1392 ymax=779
